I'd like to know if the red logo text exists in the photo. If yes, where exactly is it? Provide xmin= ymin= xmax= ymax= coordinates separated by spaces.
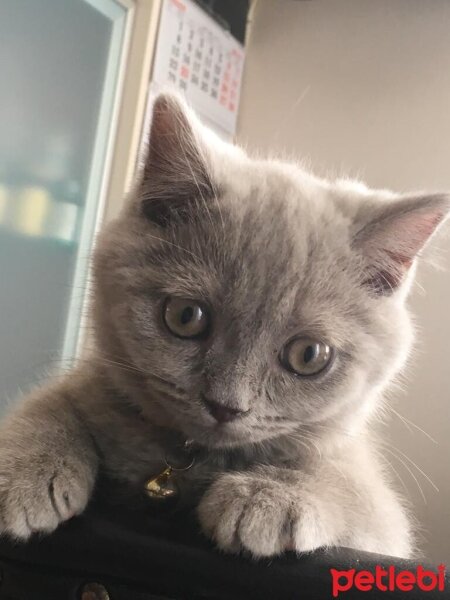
xmin=330 ymin=564 xmax=446 ymax=597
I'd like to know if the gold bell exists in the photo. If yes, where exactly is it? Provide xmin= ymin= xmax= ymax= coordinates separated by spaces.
xmin=145 ymin=466 xmax=178 ymax=499
xmin=80 ymin=582 xmax=110 ymax=600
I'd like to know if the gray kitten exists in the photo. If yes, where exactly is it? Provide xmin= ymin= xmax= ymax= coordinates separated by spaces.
xmin=0 ymin=93 xmax=448 ymax=559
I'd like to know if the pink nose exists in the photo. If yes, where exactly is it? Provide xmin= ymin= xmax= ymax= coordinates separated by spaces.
xmin=202 ymin=397 xmax=249 ymax=423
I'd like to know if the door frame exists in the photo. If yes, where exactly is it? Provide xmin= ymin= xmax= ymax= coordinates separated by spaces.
xmin=63 ymin=0 xmax=162 ymax=362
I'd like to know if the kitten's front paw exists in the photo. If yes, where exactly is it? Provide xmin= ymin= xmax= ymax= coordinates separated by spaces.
xmin=198 ymin=472 xmax=343 ymax=558
xmin=0 ymin=452 xmax=95 ymax=539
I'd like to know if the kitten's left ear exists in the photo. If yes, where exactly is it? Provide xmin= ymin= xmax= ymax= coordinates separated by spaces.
xmin=353 ymin=193 xmax=450 ymax=295
xmin=139 ymin=93 xmax=215 ymax=226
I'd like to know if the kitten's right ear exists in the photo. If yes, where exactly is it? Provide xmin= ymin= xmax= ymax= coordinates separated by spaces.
xmin=353 ymin=193 xmax=450 ymax=295
xmin=139 ymin=93 xmax=215 ymax=227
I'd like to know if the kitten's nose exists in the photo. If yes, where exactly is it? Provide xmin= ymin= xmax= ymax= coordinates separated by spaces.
xmin=202 ymin=396 xmax=249 ymax=423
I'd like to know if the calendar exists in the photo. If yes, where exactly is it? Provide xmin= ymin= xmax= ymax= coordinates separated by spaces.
xmin=151 ymin=0 xmax=246 ymax=138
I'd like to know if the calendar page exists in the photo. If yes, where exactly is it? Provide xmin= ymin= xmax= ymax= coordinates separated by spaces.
xmin=151 ymin=0 xmax=245 ymax=138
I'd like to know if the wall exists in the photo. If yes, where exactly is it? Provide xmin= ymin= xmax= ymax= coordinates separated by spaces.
xmin=238 ymin=0 xmax=450 ymax=563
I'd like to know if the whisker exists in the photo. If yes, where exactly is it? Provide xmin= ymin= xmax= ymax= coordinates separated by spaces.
xmin=381 ymin=447 xmax=427 ymax=504
xmin=151 ymin=387 xmax=187 ymax=406
xmin=95 ymin=356 xmax=144 ymax=375
xmin=262 ymin=415 xmax=291 ymax=423
xmin=145 ymin=377 xmax=188 ymax=401
xmin=386 ymin=405 xmax=438 ymax=445
xmin=379 ymin=440 xmax=439 ymax=493
xmin=94 ymin=354 xmax=189 ymax=398
xmin=147 ymin=233 xmax=202 ymax=262
xmin=373 ymin=447 xmax=411 ymax=500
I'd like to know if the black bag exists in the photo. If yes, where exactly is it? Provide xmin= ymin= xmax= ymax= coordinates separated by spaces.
xmin=0 ymin=500 xmax=446 ymax=599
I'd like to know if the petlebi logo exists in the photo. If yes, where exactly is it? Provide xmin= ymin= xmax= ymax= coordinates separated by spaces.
xmin=330 ymin=564 xmax=446 ymax=597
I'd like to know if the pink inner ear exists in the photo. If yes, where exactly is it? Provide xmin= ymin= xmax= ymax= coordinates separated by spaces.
xmin=140 ymin=93 xmax=215 ymax=227
xmin=151 ymin=102 xmax=172 ymax=140
xmin=143 ymin=93 xmax=204 ymax=186
xmin=400 ymin=210 xmax=445 ymax=255
xmin=356 ymin=196 xmax=450 ymax=295
xmin=371 ymin=208 xmax=445 ymax=262
xmin=148 ymin=95 xmax=191 ymax=161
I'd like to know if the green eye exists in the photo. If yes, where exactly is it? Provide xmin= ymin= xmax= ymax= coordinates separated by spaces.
xmin=163 ymin=297 xmax=210 ymax=339
xmin=280 ymin=337 xmax=333 ymax=376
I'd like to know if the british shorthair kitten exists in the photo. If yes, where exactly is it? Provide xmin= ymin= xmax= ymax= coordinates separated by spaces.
xmin=0 ymin=93 xmax=448 ymax=559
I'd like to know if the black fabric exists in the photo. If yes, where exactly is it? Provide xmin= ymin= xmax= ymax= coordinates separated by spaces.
xmin=0 ymin=501 xmax=446 ymax=599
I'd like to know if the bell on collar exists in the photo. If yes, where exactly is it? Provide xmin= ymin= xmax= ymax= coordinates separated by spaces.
xmin=145 ymin=466 xmax=178 ymax=499
xmin=145 ymin=438 xmax=196 ymax=501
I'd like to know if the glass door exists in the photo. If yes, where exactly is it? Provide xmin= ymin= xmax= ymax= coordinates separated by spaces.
xmin=0 ymin=0 xmax=132 ymax=411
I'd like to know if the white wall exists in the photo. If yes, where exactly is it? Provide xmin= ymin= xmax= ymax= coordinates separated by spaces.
xmin=238 ymin=0 xmax=450 ymax=563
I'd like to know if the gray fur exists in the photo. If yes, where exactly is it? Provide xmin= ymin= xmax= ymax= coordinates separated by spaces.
xmin=0 ymin=93 xmax=448 ymax=558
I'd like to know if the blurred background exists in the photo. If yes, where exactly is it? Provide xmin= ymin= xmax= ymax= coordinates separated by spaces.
xmin=0 ymin=0 xmax=449 ymax=563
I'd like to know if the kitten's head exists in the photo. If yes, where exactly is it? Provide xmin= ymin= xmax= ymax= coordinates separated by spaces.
xmin=93 ymin=93 xmax=449 ymax=449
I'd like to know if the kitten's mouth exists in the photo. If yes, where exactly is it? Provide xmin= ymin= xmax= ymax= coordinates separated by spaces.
xmin=188 ymin=408 xmax=276 ymax=449
xmin=182 ymin=394 xmax=257 ymax=448
xmin=148 ymin=388 xmax=257 ymax=447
